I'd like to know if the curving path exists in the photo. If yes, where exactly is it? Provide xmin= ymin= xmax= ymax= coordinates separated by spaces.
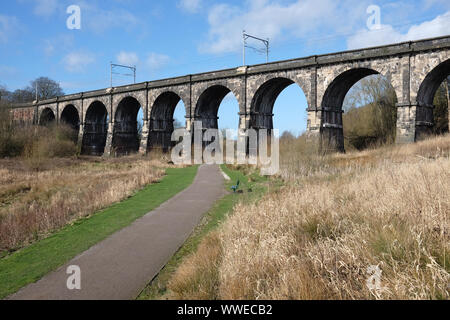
xmin=10 ymin=164 xmax=226 ymax=300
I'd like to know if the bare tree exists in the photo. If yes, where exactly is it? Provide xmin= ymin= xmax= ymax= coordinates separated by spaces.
xmin=343 ymin=75 xmax=398 ymax=149
xmin=28 ymin=77 xmax=64 ymax=101
xmin=1 ymin=77 xmax=65 ymax=104
xmin=0 ymin=85 xmax=7 ymax=97
xmin=432 ymin=81 xmax=449 ymax=134
xmin=344 ymin=75 xmax=396 ymax=112
xmin=11 ymin=89 xmax=34 ymax=103
xmin=280 ymin=131 xmax=295 ymax=141
xmin=0 ymin=85 xmax=10 ymax=104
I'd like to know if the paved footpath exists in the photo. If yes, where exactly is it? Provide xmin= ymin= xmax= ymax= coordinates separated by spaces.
xmin=10 ymin=164 xmax=226 ymax=300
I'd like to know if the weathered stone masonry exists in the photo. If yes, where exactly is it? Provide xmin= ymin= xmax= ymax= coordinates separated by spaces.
xmin=10 ymin=35 xmax=450 ymax=155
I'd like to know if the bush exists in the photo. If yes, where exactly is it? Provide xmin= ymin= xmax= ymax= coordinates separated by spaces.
xmin=0 ymin=107 xmax=25 ymax=157
xmin=342 ymin=75 xmax=398 ymax=151
xmin=0 ymin=108 xmax=78 ymax=162
xmin=22 ymin=125 xmax=78 ymax=170
xmin=343 ymin=102 xmax=396 ymax=150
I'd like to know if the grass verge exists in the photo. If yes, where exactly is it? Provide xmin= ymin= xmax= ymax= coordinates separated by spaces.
xmin=0 ymin=165 xmax=198 ymax=299
xmin=137 ymin=164 xmax=282 ymax=300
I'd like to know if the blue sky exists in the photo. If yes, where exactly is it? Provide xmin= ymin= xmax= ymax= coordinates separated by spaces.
xmin=1 ymin=0 xmax=449 ymax=134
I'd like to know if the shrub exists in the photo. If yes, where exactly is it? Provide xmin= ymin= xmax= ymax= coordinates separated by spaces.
xmin=0 ymin=108 xmax=78 ymax=163
xmin=0 ymin=107 xmax=27 ymax=157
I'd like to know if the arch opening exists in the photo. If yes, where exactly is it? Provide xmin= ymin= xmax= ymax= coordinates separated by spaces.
xmin=250 ymin=77 xmax=308 ymax=164
xmin=321 ymin=68 xmax=398 ymax=152
xmin=195 ymin=85 xmax=233 ymax=130
xmin=195 ymin=85 xmax=240 ymax=154
xmin=81 ymin=101 xmax=108 ymax=156
xmin=149 ymin=92 xmax=186 ymax=152
xmin=341 ymin=74 xmax=398 ymax=151
xmin=416 ymin=59 xmax=450 ymax=140
xmin=217 ymin=92 xmax=240 ymax=131
xmin=40 ymin=108 xmax=56 ymax=126
xmin=112 ymin=96 xmax=142 ymax=156
xmin=60 ymin=105 xmax=80 ymax=142
xmin=250 ymin=77 xmax=297 ymax=131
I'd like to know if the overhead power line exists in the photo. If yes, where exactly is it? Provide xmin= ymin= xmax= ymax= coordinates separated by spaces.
xmin=243 ymin=30 xmax=270 ymax=65
xmin=110 ymin=63 xmax=136 ymax=87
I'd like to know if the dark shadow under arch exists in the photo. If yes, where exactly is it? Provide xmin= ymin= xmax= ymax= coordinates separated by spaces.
xmin=250 ymin=77 xmax=303 ymax=130
xmin=40 ymin=108 xmax=56 ymax=126
xmin=61 ymin=105 xmax=80 ymax=142
xmin=195 ymin=85 xmax=234 ymax=129
xmin=81 ymin=101 xmax=108 ymax=156
xmin=149 ymin=91 xmax=184 ymax=152
xmin=112 ymin=96 xmax=142 ymax=155
xmin=415 ymin=59 xmax=450 ymax=140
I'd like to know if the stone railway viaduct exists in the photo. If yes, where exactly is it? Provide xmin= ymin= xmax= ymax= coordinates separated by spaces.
xmin=10 ymin=35 xmax=450 ymax=156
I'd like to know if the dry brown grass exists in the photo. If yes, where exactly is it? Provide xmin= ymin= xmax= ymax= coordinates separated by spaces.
xmin=168 ymin=232 xmax=223 ymax=300
xmin=0 ymin=154 xmax=167 ymax=253
xmin=168 ymin=134 xmax=450 ymax=300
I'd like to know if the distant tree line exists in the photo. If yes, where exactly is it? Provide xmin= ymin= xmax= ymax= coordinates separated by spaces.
xmin=0 ymin=77 xmax=64 ymax=106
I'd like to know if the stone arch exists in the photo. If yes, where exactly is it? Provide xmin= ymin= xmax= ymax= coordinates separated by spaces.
xmin=320 ymin=67 xmax=398 ymax=152
xmin=148 ymin=91 xmax=185 ymax=152
xmin=249 ymin=76 xmax=309 ymax=130
xmin=82 ymin=96 xmax=110 ymax=124
xmin=194 ymin=84 xmax=239 ymax=129
xmin=39 ymin=107 xmax=56 ymax=126
xmin=192 ymin=79 xmax=245 ymax=118
xmin=60 ymin=104 xmax=80 ymax=131
xmin=415 ymin=59 xmax=450 ymax=139
xmin=112 ymin=96 xmax=142 ymax=155
xmin=247 ymin=72 xmax=311 ymax=109
xmin=148 ymin=86 xmax=190 ymax=120
xmin=112 ymin=92 xmax=146 ymax=122
xmin=317 ymin=60 xmax=402 ymax=106
xmin=81 ymin=101 xmax=108 ymax=156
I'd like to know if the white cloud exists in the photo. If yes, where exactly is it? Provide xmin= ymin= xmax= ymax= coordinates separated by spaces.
xmin=62 ymin=51 xmax=95 ymax=73
xmin=0 ymin=15 xmax=20 ymax=43
xmin=199 ymin=0 xmax=366 ymax=54
xmin=117 ymin=51 xmax=139 ymax=66
xmin=146 ymin=53 xmax=170 ymax=70
xmin=33 ymin=0 xmax=59 ymax=17
xmin=347 ymin=11 xmax=450 ymax=49
xmin=178 ymin=0 xmax=203 ymax=13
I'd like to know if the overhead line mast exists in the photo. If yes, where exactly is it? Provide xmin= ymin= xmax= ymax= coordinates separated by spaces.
xmin=243 ymin=30 xmax=270 ymax=66
xmin=110 ymin=63 xmax=137 ymax=87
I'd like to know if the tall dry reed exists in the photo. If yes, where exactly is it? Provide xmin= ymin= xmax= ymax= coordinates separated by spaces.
xmin=168 ymin=134 xmax=450 ymax=300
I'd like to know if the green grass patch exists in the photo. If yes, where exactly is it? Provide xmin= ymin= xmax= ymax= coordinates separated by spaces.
xmin=0 ymin=165 xmax=198 ymax=299
xmin=137 ymin=165 xmax=283 ymax=300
